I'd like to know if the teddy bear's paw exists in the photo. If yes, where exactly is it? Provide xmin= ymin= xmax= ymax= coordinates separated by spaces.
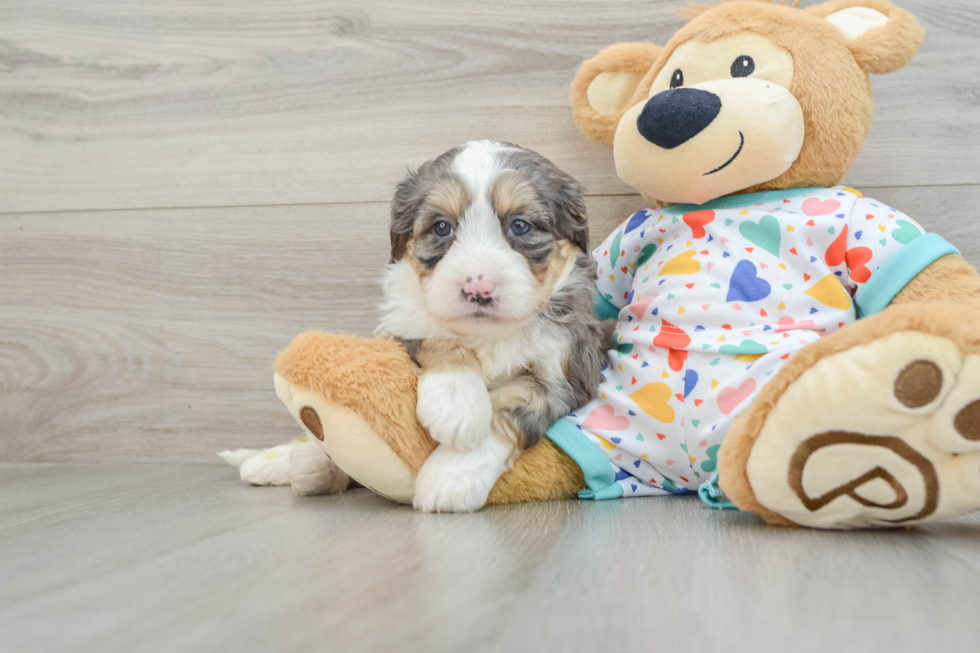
xmin=416 ymin=370 xmax=493 ymax=451
xmin=288 ymin=439 xmax=351 ymax=496
xmin=273 ymin=372 xmax=418 ymax=504
xmin=413 ymin=439 xmax=511 ymax=513
xmin=744 ymin=331 xmax=980 ymax=529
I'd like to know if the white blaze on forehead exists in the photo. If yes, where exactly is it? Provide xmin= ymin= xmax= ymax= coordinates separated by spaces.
xmin=452 ymin=140 xmax=509 ymax=197
xmin=451 ymin=140 xmax=511 ymax=248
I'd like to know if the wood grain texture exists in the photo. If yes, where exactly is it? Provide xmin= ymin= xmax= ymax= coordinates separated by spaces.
xmin=1 ymin=464 xmax=979 ymax=653
xmin=0 ymin=195 xmax=644 ymax=462
xmin=2 ymin=0 xmax=979 ymax=213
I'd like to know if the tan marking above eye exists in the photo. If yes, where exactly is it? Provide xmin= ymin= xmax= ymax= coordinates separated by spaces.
xmin=421 ymin=175 xmax=470 ymax=221
xmin=649 ymin=31 xmax=795 ymax=97
xmin=894 ymin=359 xmax=943 ymax=408
xmin=489 ymin=172 xmax=541 ymax=219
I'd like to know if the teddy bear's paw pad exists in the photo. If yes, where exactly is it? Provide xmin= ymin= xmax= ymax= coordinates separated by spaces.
xmin=299 ymin=406 xmax=324 ymax=440
xmin=745 ymin=331 xmax=980 ymax=528
xmin=413 ymin=440 xmax=510 ymax=513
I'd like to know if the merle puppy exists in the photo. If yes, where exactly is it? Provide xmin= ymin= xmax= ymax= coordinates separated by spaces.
xmin=377 ymin=140 xmax=608 ymax=512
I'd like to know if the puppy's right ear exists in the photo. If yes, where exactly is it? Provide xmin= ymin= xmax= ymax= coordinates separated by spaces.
xmin=571 ymin=43 xmax=662 ymax=146
xmin=389 ymin=167 xmax=423 ymax=263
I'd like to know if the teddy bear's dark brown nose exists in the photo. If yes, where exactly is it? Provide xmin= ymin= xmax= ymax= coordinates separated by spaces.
xmin=636 ymin=88 xmax=722 ymax=149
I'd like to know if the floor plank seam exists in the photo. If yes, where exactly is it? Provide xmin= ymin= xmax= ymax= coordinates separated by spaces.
xmin=3 ymin=184 xmax=977 ymax=218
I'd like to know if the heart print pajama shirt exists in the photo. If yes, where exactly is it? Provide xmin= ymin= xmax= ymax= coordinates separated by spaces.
xmin=544 ymin=186 xmax=959 ymax=500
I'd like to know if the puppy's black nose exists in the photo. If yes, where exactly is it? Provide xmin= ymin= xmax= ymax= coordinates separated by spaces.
xmin=636 ymin=88 xmax=722 ymax=149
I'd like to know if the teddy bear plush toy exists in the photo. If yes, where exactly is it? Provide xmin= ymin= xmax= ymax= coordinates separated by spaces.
xmin=260 ymin=0 xmax=980 ymax=528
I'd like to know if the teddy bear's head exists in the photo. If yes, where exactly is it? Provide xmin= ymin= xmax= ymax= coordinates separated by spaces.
xmin=571 ymin=0 xmax=924 ymax=206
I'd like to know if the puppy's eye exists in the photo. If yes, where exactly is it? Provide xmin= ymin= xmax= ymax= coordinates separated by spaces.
xmin=670 ymin=69 xmax=684 ymax=89
xmin=731 ymin=55 xmax=755 ymax=78
xmin=510 ymin=219 xmax=531 ymax=236
xmin=433 ymin=220 xmax=453 ymax=237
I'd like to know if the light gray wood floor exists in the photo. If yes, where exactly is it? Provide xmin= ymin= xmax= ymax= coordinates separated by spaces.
xmin=3 ymin=1 xmax=980 ymax=650
xmin=3 ymin=463 xmax=980 ymax=653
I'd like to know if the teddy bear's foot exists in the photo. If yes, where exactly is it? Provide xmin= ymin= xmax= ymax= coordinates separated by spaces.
xmin=721 ymin=302 xmax=980 ymax=529
xmin=274 ymin=370 xmax=421 ymax=504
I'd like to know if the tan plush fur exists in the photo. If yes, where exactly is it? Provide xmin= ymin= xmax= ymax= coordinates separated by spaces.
xmin=488 ymin=438 xmax=587 ymax=505
xmin=891 ymin=255 xmax=980 ymax=312
xmin=276 ymin=331 xmax=588 ymax=503
xmin=570 ymin=0 xmax=924 ymax=198
xmin=718 ymin=299 xmax=980 ymax=526
xmin=276 ymin=333 xmax=436 ymax=475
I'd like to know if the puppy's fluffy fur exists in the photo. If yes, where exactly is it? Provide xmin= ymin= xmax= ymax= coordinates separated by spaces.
xmin=377 ymin=140 xmax=606 ymax=512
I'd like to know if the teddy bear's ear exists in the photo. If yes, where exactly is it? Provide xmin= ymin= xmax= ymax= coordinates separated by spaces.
xmin=807 ymin=0 xmax=925 ymax=75
xmin=571 ymin=43 xmax=662 ymax=146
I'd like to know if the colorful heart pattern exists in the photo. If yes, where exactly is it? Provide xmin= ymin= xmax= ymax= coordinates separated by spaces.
xmin=566 ymin=187 xmax=936 ymax=496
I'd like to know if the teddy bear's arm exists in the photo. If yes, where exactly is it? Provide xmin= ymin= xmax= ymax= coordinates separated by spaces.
xmin=891 ymin=254 xmax=980 ymax=312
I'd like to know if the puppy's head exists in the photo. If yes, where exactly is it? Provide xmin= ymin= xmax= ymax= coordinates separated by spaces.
xmin=388 ymin=141 xmax=589 ymax=328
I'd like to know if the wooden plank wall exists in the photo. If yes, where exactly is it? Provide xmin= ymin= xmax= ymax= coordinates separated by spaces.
xmin=2 ymin=0 xmax=978 ymax=462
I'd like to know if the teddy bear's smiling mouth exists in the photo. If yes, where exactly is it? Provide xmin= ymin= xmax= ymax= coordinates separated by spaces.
xmin=704 ymin=131 xmax=745 ymax=176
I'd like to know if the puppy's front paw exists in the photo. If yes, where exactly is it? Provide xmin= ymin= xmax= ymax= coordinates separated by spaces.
xmin=413 ymin=441 xmax=510 ymax=513
xmin=416 ymin=370 xmax=492 ymax=450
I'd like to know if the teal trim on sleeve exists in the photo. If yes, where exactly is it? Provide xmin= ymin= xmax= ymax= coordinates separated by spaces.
xmin=660 ymin=187 xmax=823 ymax=214
xmin=698 ymin=473 xmax=738 ymax=510
xmin=854 ymin=233 xmax=960 ymax=318
xmin=546 ymin=418 xmax=618 ymax=499
xmin=594 ymin=292 xmax=621 ymax=321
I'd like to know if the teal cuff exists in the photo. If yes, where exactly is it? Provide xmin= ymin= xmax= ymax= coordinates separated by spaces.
xmin=854 ymin=233 xmax=960 ymax=318
xmin=545 ymin=418 xmax=619 ymax=500
xmin=698 ymin=473 xmax=738 ymax=510
xmin=594 ymin=292 xmax=621 ymax=321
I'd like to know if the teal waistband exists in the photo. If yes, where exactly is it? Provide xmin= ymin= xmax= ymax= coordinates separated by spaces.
xmin=854 ymin=233 xmax=960 ymax=318
xmin=545 ymin=419 xmax=620 ymax=500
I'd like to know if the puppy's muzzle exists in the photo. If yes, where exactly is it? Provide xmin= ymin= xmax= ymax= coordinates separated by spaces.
xmin=636 ymin=88 xmax=722 ymax=149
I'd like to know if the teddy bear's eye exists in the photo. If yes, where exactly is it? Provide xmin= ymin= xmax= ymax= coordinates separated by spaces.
xmin=731 ymin=55 xmax=755 ymax=78
xmin=670 ymin=69 xmax=684 ymax=89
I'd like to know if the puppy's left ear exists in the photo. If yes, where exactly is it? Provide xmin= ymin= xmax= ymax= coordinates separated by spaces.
xmin=807 ymin=0 xmax=925 ymax=75
xmin=389 ymin=167 xmax=423 ymax=263
xmin=551 ymin=177 xmax=590 ymax=254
